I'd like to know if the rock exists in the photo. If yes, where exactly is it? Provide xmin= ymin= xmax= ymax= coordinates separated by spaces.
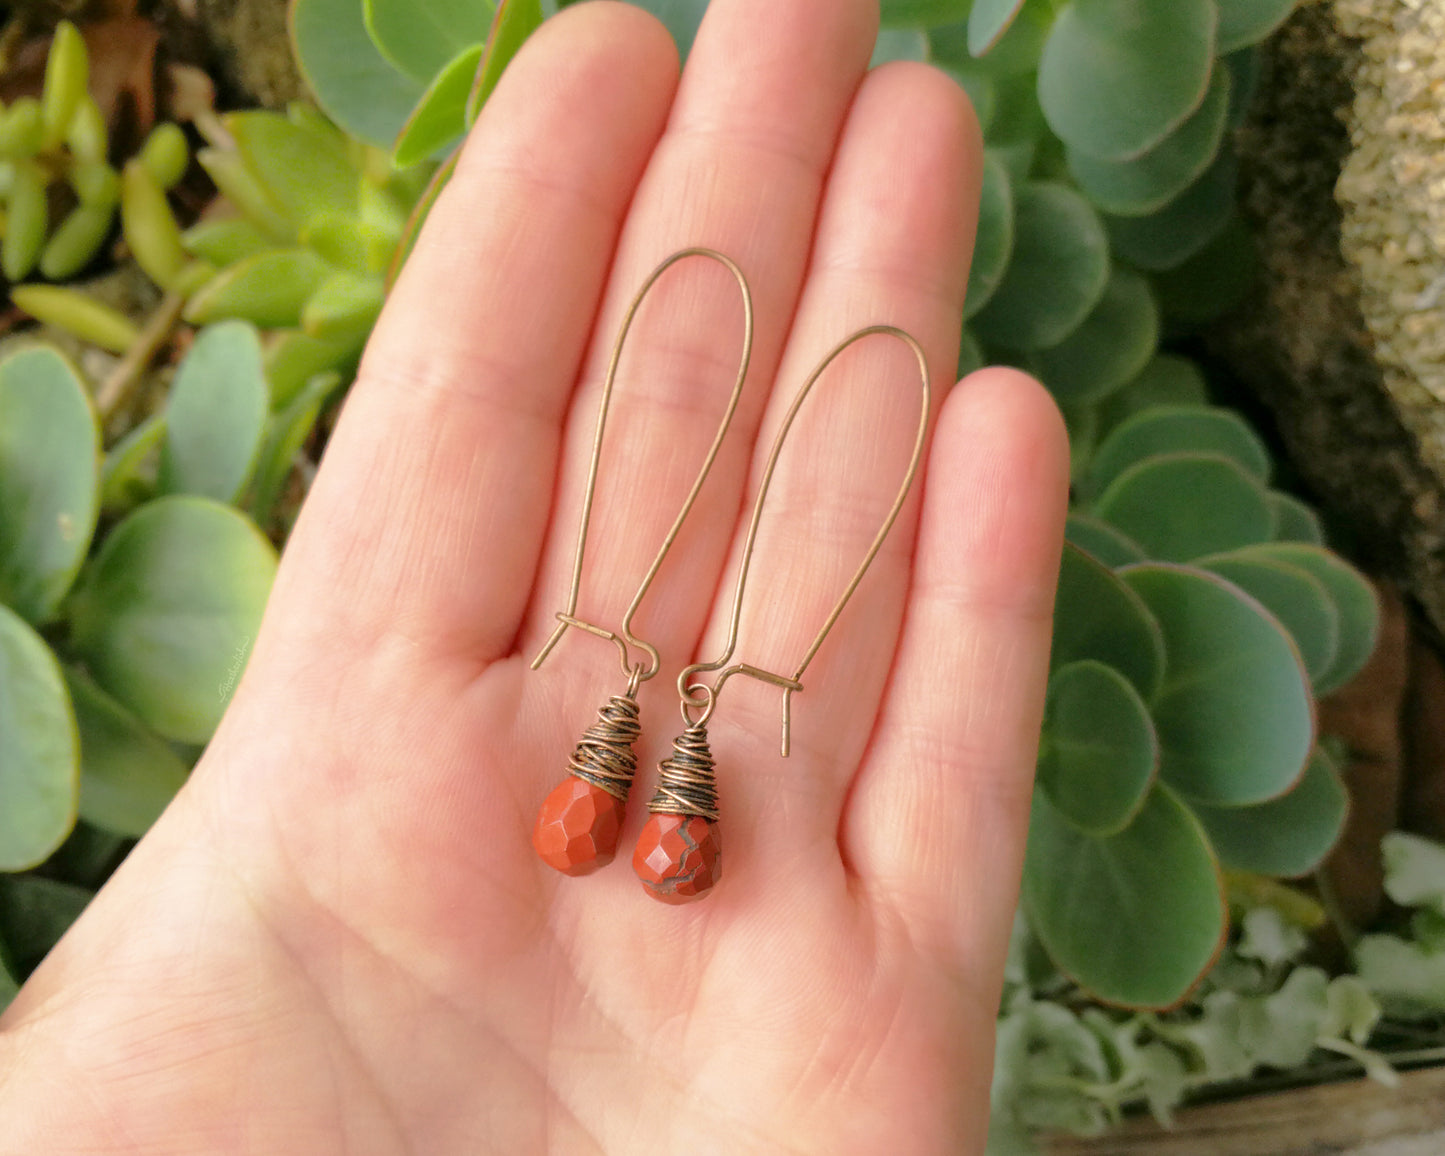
xmin=1216 ymin=0 xmax=1445 ymax=635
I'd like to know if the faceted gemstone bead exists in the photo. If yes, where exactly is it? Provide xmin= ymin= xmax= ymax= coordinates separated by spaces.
xmin=533 ymin=776 xmax=624 ymax=876
xmin=633 ymin=813 xmax=721 ymax=904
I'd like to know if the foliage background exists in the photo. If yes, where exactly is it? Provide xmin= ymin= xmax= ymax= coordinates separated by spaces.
xmin=0 ymin=0 xmax=1442 ymax=1149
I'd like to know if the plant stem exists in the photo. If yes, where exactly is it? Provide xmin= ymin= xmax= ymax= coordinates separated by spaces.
xmin=96 ymin=290 xmax=186 ymax=426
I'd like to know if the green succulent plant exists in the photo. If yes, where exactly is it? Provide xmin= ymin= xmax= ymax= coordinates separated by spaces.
xmin=0 ymin=22 xmax=189 ymax=286
xmin=0 ymin=338 xmax=277 ymax=884
xmin=0 ymin=0 xmax=1396 ymax=1127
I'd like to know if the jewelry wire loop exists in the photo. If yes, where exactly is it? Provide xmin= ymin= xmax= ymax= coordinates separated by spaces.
xmin=677 ymin=325 xmax=931 ymax=755
xmin=530 ymin=248 xmax=755 ymax=682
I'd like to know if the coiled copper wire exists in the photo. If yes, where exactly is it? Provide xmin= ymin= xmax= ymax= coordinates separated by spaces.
xmin=649 ymin=724 xmax=719 ymax=821
xmin=568 ymin=694 xmax=641 ymax=801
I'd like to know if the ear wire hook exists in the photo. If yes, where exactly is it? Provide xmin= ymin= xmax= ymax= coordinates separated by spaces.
xmin=677 ymin=325 xmax=930 ymax=755
xmin=530 ymin=248 xmax=755 ymax=684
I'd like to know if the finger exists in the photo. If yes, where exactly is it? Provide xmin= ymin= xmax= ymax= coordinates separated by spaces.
xmin=688 ymin=64 xmax=982 ymax=855
xmin=261 ymin=4 xmax=678 ymax=662
xmin=845 ymin=369 xmax=1069 ymax=996
xmin=519 ymin=0 xmax=879 ymax=694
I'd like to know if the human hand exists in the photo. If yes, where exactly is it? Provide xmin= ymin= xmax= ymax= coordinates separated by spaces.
xmin=0 ymin=1 xmax=1068 ymax=1152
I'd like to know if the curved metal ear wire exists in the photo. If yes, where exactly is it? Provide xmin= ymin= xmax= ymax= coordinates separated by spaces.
xmin=677 ymin=325 xmax=930 ymax=755
xmin=530 ymin=247 xmax=755 ymax=686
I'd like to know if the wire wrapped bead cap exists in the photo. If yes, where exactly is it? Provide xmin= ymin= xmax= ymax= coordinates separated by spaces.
xmin=648 ymin=724 xmax=719 ymax=821
xmin=569 ymin=693 xmax=642 ymax=800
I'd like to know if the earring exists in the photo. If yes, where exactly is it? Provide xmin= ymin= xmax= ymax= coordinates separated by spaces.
xmin=633 ymin=326 xmax=932 ymax=904
xmin=531 ymin=248 xmax=755 ymax=877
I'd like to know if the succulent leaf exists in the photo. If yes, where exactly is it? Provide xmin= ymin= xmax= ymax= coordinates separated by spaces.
xmin=1194 ymin=747 xmax=1348 ymax=879
xmin=67 ymin=497 xmax=278 ymax=743
xmin=971 ymin=182 xmax=1110 ymax=351
xmin=1039 ymin=659 xmax=1158 ymax=836
xmin=1024 ymin=783 xmax=1227 ymax=1009
xmin=1052 ymin=543 xmax=1165 ymax=701
xmin=160 ymin=322 xmax=271 ymax=504
xmin=1120 ymin=563 xmax=1314 ymax=806
xmin=0 ymin=348 xmax=100 ymax=625
xmin=290 ymin=0 xmax=427 ymax=148
xmin=66 ymin=668 xmax=189 ymax=839
xmin=0 ymin=605 xmax=79 ymax=871
xmin=1039 ymin=0 xmax=1217 ymax=161
xmin=1029 ymin=267 xmax=1160 ymax=406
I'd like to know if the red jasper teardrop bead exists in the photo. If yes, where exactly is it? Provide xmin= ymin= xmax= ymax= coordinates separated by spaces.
xmin=533 ymin=777 xmax=624 ymax=876
xmin=633 ymin=812 xmax=721 ymax=904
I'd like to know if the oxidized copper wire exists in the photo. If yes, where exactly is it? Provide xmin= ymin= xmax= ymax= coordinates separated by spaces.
xmin=648 ymin=724 xmax=720 ymax=822
xmin=677 ymin=325 xmax=932 ymax=756
xmin=567 ymin=693 xmax=643 ymax=801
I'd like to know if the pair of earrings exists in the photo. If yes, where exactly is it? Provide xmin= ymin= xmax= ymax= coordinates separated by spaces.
xmin=530 ymin=247 xmax=930 ymax=904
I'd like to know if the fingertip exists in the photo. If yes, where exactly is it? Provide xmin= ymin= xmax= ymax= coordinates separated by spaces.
xmin=951 ymin=365 xmax=1070 ymax=481
xmin=459 ymin=1 xmax=680 ymax=176
xmin=925 ymin=366 xmax=1069 ymax=618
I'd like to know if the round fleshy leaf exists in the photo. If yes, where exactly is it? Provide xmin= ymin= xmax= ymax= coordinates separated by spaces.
xmin=290 ymin=0 xmax=426 ymax=148
xmin=1025 ymin=783 xmax=1226 ymax=1009
xmin=1215 ymin=0 xmax=1297 ymax=54
xmin=1098 ymin=354 xmax=1209 ymax=435
xmin=0 ymin=604 xmax=79 ymax=871
xmin=968 ymin=0 xmax=1027 ymax=55
xmin=393 ymin=43 xmax=481 ymax=167
xmin=1270 ymin=492 xmax=1325 ymax=545
xmin=1067 ymin=65 xmax=1231 ymax=217
xmin=881 ymin=0 xmax=971 ymax=28
xmin=182 ymin=217 xmax=272 ymax=266
xmin=67 ymin=497 xmax=278 ymax=744
xmin=1052 ymin=543 xmax=1165 ymax=701
xmin=1040 ymin=660 xmax=1157 ymax=835
xmin=161 ymin=321 xmax=270 ymax=504
xmin=964 ymin=153 xmax=1014 ymax=319
xmin=65 ymin=668 xmax=189 ymax=839
xmin=1086 ymin=405 xmax=1270 ymax=498
xmin=183 ymin=249 xmax=333 ymax=329
xmin=363 ymin=0 xmax=493 ymax=83
xmin=1121 ymin=564 xmax=1314 ymax=805
xmin=1223 ymin=543 xmax=1380 ymax=696
xmin=1065 ymin=514 xmax=1147 ymax=568
xmin=1106 ymin=154 xmax=1237 ymax=272
xmin=224 ymin=111 xmax=359 ymax=228
xmin=1094 ymin=453 xmax=1274 ymax=563
xmin=1198 ymin=553 xmax=1340 ymax=690
xmin=1194 ymin=747 xmax=1348 ymax=879
xmin=971 ymin=182 xmax=1110 ymax=350
xmin=1029 ymin=267 xmax=1159 ymax=405
xmin=0 ymin=347 xmax=100 ymax=625
xmin=931 ymin=6 xmax=1048 ymax=76
xmin=1039 ymin=0 xmax=1217 ymax=161
xmin=1151 ymin=214 xmax=1257 ymax=327
xmin=0 ymin=873 xmax=92 ymax=978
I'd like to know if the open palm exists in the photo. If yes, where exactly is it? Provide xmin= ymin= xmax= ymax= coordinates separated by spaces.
xmin=0 ymin=2 xmax=1067 ymax=1152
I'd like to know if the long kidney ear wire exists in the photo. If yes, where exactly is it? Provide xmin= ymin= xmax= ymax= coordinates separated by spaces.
xmin=631 ymin=325 xmax=931 ymax=904
xmin=528 ymin=248 xmax=755 ymax=877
